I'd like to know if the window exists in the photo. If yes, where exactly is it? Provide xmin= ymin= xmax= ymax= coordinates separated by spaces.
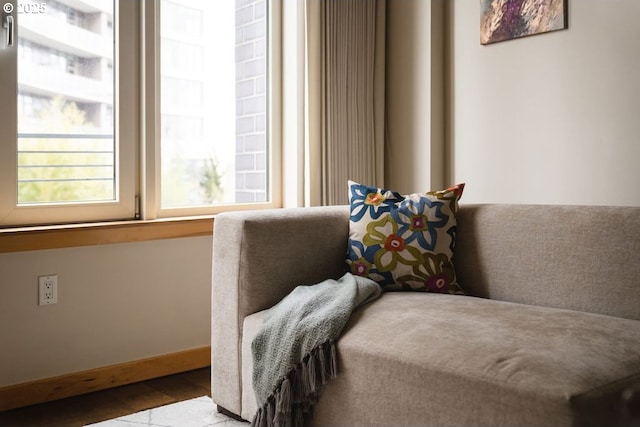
xmin=153 ymin=0 xmax=277 ymax=215
xmin=0 ymin=0 xmax=136 ymax=226
xmin=0 ymin=0 xmax=280 ymax=227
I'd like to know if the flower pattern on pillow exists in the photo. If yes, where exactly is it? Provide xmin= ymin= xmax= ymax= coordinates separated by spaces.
xmin=396 ymin=252 xmax=462 ymax=293
xmin=349 ymin=183 xmax=403 ymax=222
xmin=346 ymin=181 xmax=465 ymax=294
xmin=364 ymin=215 xmax=423 ymax=270
xmin=391 ymin=196 xmax=448 ymax=251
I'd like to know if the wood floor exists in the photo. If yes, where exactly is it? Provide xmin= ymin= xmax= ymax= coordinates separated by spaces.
xmin=0 ymin=367 xmax=211 ymax=427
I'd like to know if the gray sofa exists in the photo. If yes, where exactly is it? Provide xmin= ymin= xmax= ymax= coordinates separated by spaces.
xmin=211 ymin=204 xmax=640 ymax=426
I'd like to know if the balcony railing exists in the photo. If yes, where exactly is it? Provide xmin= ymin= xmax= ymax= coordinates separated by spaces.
xmin=17 ymin=133 xmax=115 ymax=203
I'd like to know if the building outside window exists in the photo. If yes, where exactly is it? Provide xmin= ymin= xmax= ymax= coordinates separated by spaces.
xmin=16 ymin=0 xmax=116 ymax=205
xmin=160 ymin=0 xmax=269 ymax=208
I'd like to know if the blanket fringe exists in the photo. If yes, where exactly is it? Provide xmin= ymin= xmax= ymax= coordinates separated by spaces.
xmin=251 ymin=339 xmax=338 ymax=427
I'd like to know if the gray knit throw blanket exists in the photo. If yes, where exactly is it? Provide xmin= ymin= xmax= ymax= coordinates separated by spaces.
xmin=251 ymin=273 xmax=381 ymax=427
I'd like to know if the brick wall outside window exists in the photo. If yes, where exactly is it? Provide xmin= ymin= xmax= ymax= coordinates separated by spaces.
xmin=235 ymin=0 xmax=267 ymax=203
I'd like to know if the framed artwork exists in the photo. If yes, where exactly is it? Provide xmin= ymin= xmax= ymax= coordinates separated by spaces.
xmin=480 ymin=0 xmax=568 ymax=45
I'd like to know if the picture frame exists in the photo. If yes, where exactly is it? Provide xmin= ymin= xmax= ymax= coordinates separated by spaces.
xmin=480 ymin=0 xmax=568 ymax=45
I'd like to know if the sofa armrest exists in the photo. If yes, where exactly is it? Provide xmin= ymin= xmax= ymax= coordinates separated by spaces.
xmin=211 ymin=205 xmax=349 ymax=415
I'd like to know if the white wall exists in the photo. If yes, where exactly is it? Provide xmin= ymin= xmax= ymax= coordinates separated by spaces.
xmin=0 ymin=236 xmax=212 ymax=387
xmin=386 ymin=0 xmax=445 ymax=193
xmin=448 ymin=0 xmax=640 ymax=206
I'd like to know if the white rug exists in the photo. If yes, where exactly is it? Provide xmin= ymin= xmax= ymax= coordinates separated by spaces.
xmin=85 ymin=396 xmax=247 ymax=427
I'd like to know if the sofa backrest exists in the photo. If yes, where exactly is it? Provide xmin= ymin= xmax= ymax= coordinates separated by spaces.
xmin=455 ymin=204 xmax=640 ymax=321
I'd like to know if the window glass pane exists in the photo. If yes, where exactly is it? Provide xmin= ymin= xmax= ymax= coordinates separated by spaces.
xmin=160 ymin=0 xmax=269 ymax=208
xmin=17 ymin=0 xmax=116 ymax=204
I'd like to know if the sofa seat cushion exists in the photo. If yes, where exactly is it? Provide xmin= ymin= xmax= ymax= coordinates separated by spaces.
xmin=241 ymin=292 xmax=640 ymax=426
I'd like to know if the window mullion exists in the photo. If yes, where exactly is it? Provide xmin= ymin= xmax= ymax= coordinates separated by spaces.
xmin=140 ymin=0 xmax=161 ymax=221
xmin=115 ymin=0 xmax=140 ymax=220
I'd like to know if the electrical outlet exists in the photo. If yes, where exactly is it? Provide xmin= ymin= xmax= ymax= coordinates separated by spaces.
xmin=38 ymin=275 xmax=58 ymax=305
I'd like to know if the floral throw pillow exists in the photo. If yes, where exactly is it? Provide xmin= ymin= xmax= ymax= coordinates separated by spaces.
xmin=346 ymin=181 xmax=466 ymax=294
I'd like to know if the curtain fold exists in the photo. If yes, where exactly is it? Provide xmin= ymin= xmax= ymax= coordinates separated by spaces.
xmin=305 ymin=0 xmax=386 ymax=206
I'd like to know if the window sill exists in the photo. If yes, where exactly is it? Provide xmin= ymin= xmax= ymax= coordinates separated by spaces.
xmin=0 ymin=216 xmax=214 ymax=253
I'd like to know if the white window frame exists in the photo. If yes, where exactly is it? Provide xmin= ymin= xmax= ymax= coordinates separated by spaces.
xmin=0 ymin=0 xmax=137 ymax=227
xmin=140 ymin=0 xmax=282 ymax=220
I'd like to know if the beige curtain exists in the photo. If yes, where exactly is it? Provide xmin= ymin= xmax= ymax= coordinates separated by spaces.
xmin=305 ymin=0 xmax=386 ymax=206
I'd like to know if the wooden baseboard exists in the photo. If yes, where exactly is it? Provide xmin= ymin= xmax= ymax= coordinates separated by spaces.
xmin=0 ymin=346 xmax=210 ymax=412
